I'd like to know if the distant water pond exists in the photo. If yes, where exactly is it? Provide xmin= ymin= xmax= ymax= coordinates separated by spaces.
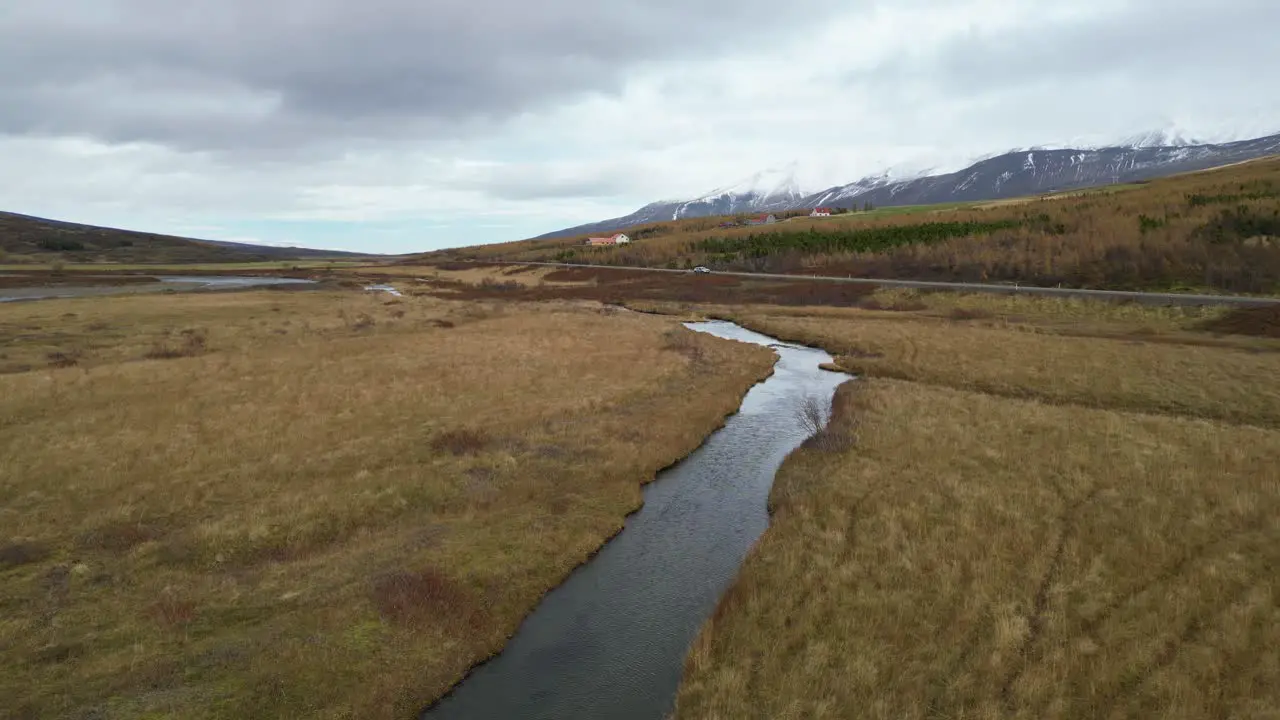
xmin=0 ymin=275 xmax=315 ymax=303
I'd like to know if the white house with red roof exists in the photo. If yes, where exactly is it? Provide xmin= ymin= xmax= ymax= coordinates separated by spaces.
xmin=810 ymin=207 xmax=833 ymax=217
xmin=584 ymin=233 xmax=631 ymax=246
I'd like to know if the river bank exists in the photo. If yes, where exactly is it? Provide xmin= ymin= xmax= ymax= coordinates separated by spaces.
xmin=422 ymin=322 xmax=850 ymax=720
xmin=674 ymin=297 xmax=1280 ymax=719
xmin=0 ymin=290 xmax=774 ymax=719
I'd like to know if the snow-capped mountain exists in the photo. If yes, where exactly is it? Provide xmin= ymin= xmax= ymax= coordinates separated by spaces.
xmin=668 ymin=165 xmax=809 ymax=221
xmin=1118 ymin=128 xmax=1204 ymax=149
xmin=793 ymin=132 xmax=1280 ymax=211
xmin=534 ymin=166 xmax=812 ymax=239
xmin=534 ymin=132 xmax=1280 ymax=239
xmin=803 ymin=170 xmax=904 ymax=208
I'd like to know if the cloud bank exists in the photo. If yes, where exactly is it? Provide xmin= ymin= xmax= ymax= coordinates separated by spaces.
xmin=1 ymin=0 xmax=1276 ymax=252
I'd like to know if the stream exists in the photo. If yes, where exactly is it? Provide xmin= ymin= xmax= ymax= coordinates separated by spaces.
xmin=421 ymin=320 xmax=852 ymax=720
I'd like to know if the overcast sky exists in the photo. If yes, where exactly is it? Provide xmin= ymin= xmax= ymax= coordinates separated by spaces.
xmin=2 ymin=0 xmax=1277 ymax=254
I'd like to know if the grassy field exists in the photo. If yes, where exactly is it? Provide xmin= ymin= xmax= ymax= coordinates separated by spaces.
xmin=0 ymin=289 xmax=774 ymax=719
xmin=723 ymin=302 xmax=1280 ymax=427
xmin=674 ymin=293 xmax=1280 ymax=719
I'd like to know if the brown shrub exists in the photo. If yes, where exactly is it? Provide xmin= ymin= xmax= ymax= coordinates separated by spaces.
xmin=77 ymin=520 xmax=158 ymax=552
xmin=796 ymin=394 xmax=856 ymax=452
xmin=889 ymin=300 xmax=929 ymax=311
xmin=153 ymin=533 xmax=202 ymax=568
xmin=1199 ymin=305 xmax=1280 ymax=337
xmin=430 ymin=428 xmax=491 ymax=456
xmin=661 ymin=327 xmax=706 ymax=362
xmin=145 ymin=329 xmax=208 ymax=360
xmin=949 ymin=307 xmax=995 ymax=321
xmin=859 ymin=297 xmax=928 ymax=312
xmin=149 ymin=591 xmax=197 ymax=629
xmin=419 ymin=264 xmax=877 ymax=308
xmin=370 ymin=568 xmax=477 ymax=628
xmin=477 ymin=277 xmax=522 ymax=291
xmin=0 ymin=541 xmax=51 ymax=569
xmin=46 ymin=351 xmax=80 ymax=369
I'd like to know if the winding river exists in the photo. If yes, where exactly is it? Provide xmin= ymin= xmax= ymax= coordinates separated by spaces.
xmin=422 ymin=320 xmax=852 ymax=720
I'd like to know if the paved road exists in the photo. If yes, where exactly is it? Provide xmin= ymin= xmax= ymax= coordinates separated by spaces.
xmin=497 ymin=261 xmax=1280 ymax=307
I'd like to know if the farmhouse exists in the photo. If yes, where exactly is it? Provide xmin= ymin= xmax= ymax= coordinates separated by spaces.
xmin=584 ymin=233 xmax=631 ymax=246
xmin=810 ymin=207 xmax=833 ymax=217
xmin=746 ymin=214 xmax=778 ymax=226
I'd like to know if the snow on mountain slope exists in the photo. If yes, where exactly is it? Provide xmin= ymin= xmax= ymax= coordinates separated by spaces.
xmin=533 ymin=132 xmax=1280 ymax=240
xmin=791 ymin=132 xmax=1280 ymax=211
xmin=669 ymin=165 xmax=810 ymax=220
xmin=1120 ymin=128 xmax=1203 ymax=149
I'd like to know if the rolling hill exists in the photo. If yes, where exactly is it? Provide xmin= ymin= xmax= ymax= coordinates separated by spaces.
xmin=432 ymin=155 xmax=1280 ymax=295
xmin=0 ymin=211 xmax=378 ymax=264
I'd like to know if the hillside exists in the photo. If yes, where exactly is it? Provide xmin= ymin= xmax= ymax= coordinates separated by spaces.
xmin=427 ymin=155 xmax=1280 ymax=294
xmin=536 ymin=132 xmax=1280 ymax=239
xmin=0 ymin=211 xmax=376 ymax=264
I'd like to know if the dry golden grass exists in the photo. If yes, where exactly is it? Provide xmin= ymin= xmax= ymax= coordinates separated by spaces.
xmin=435 ymin=157 xmax=1280 ymax=293
xmin=865 ymin=287 xmax=1228 ymax=331
xmin=677 ymin=379 xmax=1280 ymax=719
xmin=0 ymin=289 xmax=379 ymax=373
xmin=725 ymin=304 xmax=1280 ymax=427
xmin=0 ymin=289 xmax=774 ymax=719
xmin=675 ymin=291 xmax=1280 ymax=719
xmin=360 ymin=264 xmax=563 ymax=287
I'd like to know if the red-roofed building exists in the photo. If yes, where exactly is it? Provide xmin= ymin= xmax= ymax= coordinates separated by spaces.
xmin=810 ymin=207 xmax=833 ymax=217
xmin=584 ymin=233 xmax=631 ymax=246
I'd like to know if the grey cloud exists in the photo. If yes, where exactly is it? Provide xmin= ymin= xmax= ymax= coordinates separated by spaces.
xmin=848 ymin=0 xmax=1280 ymax=98
xmin=0 ymin=0 xmax=836 ymax=153
xmin=472 ymin=173 xmax=634 ymax=202
xmin=446 ymin=160 xmax=640 ymax=201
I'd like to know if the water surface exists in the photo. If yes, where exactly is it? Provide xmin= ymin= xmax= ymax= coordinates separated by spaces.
xmin=423 ymin=320 xmax=851 ymax=720
xmin=0 ymin=275 xmax=314 ymax=303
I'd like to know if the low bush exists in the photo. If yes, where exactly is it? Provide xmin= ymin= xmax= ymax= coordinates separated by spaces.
xmin=370 ymin=568 xmax=478 ymax=628
xmin=859 ymin=297 xmax=928 ymax=312
xmin=661 ymin=327 xmax=706 ymax=362
xmin=1196 ymin=206 xmax=1280 ymax=244
xmin=695 ymin=220 xmax=1021 ymax=260
xmin=478 ymin=277 xmax=523 ymax=291
xmin=430 ymin=428 xmax=491 ymax=456
xmin=145 ymin=329 xmax=209 ymax=360
xmin=1199 ymin=305 xmax=1280 ymax=338
xmin=46 ymin=351 xmax=81 ymax=368
xmin=949 ymin=307 xmax=995 ymax=321
xmin=148 ymin=591 xmax=197 ymax=629
xmin=0 ymin=541 xmax=51 ymax=569
xmin=796 ymin=393 xmax=856 ymax=452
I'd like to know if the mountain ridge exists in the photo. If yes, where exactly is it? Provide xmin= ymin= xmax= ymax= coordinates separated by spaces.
xmin=0 ymin=210 xmax=380 ymax=263
xmin=534 ymin=131 xmax=1280 ymax=239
